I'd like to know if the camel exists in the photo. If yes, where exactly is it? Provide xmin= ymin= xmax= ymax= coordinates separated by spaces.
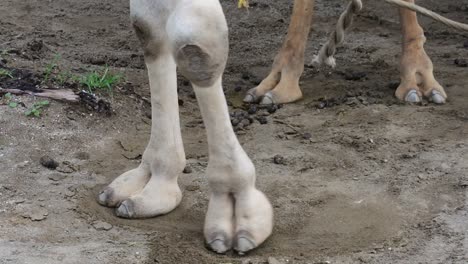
xmin=243 ymin=0 xmax=447 ymax=105
xmin=97 ymin=0 xmax=447 ymax=255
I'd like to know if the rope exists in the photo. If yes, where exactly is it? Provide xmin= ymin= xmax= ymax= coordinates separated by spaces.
xmin=386 ymin=0 xmax=468 ymax=31
xmin=311 ymin=0 xmax=363 ymax=68
xmin=312 ymin=0 xmax=468 ymax=68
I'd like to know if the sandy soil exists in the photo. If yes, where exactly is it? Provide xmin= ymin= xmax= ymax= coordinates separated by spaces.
xmin=0 ymin=0 xmax=467 ymax=263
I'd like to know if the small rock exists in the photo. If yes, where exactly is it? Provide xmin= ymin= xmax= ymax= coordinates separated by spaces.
xmin=436 ymin=163 xmax=451 ymax=173
xmin=268 ymin=257 xmax=282 ymax=264
xmin=440 ymin=163 xmax=450 ymax=170
xmin=16 ymin=161 xmax=30 ymax=169
xmin=183 ymin=166 xmax=193 ymax=174
xmin=317 ymin=101 xmax=327 ymax=109
xmin=14 ymin=198 xmax=26 ymax=204
xmin=344 ymin=71 xmax=367 ymax=81
xmin=21 ymin=207 xmax=49 ymax=221
xmin=74 ymin=152 xmax=90 ymax=160
xmin=186 ymin=185 xmax=200 ymax=191
xmin=240 ymin=118 xmax=251 ymax=127
xmin=442 ymin=53 xmax=451 ymax=58
xmin=92 ymin=221 xmax=113 ymax=231
xmin=342 ymin=135 xmax=354 ymax=145
xmin=358 ymin=255 xmax=372 ymax=263
xmin=56 ymin=163 xmax=75 ymax=174
xmin=26 ymin=39 xmax=45 ymax=52
xmin=458 ymin=179 xmax=468 ymax=187
xmin=378 ymin=32 xmax=389 ymax=37
xmin=40 ymin=156 xmax=59 ymax=170
xmin=302 ymin=132 xmax=312 ymax=140
xmin=241 ymin=259 xmax=253 ymax=264
xmin=400 ymin=153 xmax=416 ymax=159
xmin=231 ymin=118 xmax=240 ymax=127
xmin=247 ymin=105 xmax=257 ymax=115
xmin=257 ymin=116 xmax=268 ymax=125
xmin=234 ymin=110 xmax=248 ymax=119
xmin=417 ymin=174 xmax=427 ymax=180
xmin=346 ymin=97 xmax=360 ymax=106
xmin=357 ymin=96 xmax=368 ymax=105
xmin=454 ymin=58 xmax=468 ymax=67
xmin=408 ymin=146 xmax=418 ymax=152
xmin=178 ymin=99 xmax=184 ymax=106
xmin=48 ymin=174 xmax=67 ymax=182
xmin=267 ymin=105 xmax=278 ymax=114
xmin=64 ymin=189 xmax=76 ymax=198
xmin=273 ymin=155 xmax=286 ymax=165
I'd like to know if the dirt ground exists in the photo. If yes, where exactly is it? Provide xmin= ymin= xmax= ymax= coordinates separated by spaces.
xmin=0 ymin=0 xmax=467 ymax=263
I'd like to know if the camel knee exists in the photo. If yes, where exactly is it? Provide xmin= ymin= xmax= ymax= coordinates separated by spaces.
xmin=175 ymin=43 xmax=227 ymax=87
xmin=167 ymin=2 xmax=228 ymax=87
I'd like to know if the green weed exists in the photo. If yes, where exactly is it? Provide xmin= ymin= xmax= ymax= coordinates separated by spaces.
xmin=0 ymin=68 xmax=13 ymax=79
xmin=79 ymin=67 xmax=122 ymax=94
xmin=25 ymin=100 xmax=50 ymax=117
xmin=0 ymin=49 xmax=9 ymax=59
xmin=2 ymin=93 xmax=18 ymax=108
xmin=55 ymin=71 xmax=73 ymax=85
xmin=39 ymin=54 xmax=123 ymax=96
xmin=9 ymin=101 xmax=18 ymax=108
xmin=43 ymin=54 xmax=61 ymax=83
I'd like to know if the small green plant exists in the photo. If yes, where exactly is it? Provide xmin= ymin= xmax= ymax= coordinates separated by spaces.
xmin=37 ymin=54 xmax=123 ymax=96
xmin=0 ymin=68 xmax=13 ymax=79
xmin=55 ymin=71 xmax=73 ymax=85
xmin=0 ymin=49 xmax=9 ymax=59
xmin=43 ymin=54 xmax=61 ymax=83
xmin=79 ymin=66 xmax=122 ymax=94
xmin=2 ymin=92 xmax=17 ymax=108
xmin=25 ymin=100 xmax=50 ymax=117
xmin=9 ymin=101 xmax=18 ymax=108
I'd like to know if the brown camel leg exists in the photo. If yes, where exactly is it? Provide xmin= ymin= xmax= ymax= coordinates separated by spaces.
xmin=244 ymin=0 xmax=314 ymax=105
xmin=396 ymin=0 xmax=446 ymax=104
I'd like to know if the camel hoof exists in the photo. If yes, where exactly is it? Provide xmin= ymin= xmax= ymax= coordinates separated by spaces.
xmin=243 ymin=89 xmax=260 ymax=103
xmin=206 ymin=232 xmax=231 ymax=254
xmin=234 ymin=235 xmax=256 ymax=255
xmin=260 ymin=92 xmax=275 ymax=105
xmin=405 ymin=89 xmax=421 ymax=103
xmin=116 ymin=200 xmax=135 ymax=218
xmin=430 ymin=90 xmax=446 ymax=104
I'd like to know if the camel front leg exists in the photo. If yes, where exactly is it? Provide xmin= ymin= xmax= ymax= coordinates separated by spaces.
xmin=98 ymin=0 xmax=186 ymax=218
xmin=195 ymin=81 xmax=273 ymax=254
xmin=167 ymin=0 xmax=273 ymax=254
xmin=395 ymin=0 xmax=446 ymax=104
xmin=99 ymin=51 xmax=186 ymax=218
xmin=244 ymin=0 xmax=314 ymax=105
